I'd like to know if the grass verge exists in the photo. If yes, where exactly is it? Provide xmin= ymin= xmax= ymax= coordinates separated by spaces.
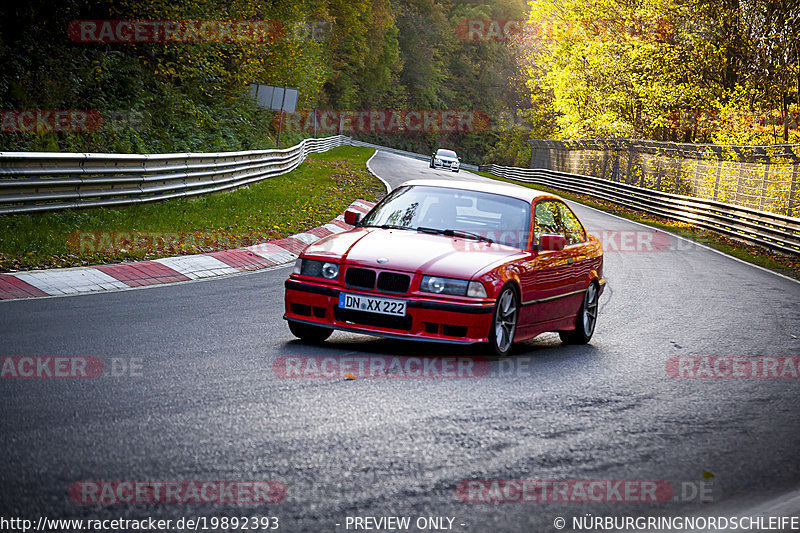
xmin=475 ymin=171 xmax=800 ymax=280
xmin=0 ymin=146 xmax=384 ymax=272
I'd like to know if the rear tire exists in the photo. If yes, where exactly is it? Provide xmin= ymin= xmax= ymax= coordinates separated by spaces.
xmin=288 ymin=321 xmax=333 ymax=343
xmin=559 ymin=282 xmax=599 ymax=345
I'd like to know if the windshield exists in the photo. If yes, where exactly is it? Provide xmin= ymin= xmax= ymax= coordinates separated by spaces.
xmin=360 ymin=185 xmax=531 ymax=249
xmin=436 ymin=149 xmax=457 ymax=158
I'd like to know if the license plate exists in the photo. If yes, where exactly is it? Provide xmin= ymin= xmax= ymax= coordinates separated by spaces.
xmin=338 ymin=293 xmax=407 ymax=316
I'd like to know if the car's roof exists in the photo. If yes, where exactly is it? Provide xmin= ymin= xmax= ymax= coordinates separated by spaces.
xmin=398 ymin=178 xmax=562 ymax=204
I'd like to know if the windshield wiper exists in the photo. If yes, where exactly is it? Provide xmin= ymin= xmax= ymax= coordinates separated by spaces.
xmin=361 ymin=223 xmax=413 ymax=231
xmin=416 ymin=226 xmax=444 ymax=235
xmin=416 ymin=226 xmax=493 ymax=244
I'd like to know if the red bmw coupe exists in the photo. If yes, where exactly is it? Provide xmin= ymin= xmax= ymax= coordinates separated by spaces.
xmin=284 ymin=179 xmax=605 ymax=355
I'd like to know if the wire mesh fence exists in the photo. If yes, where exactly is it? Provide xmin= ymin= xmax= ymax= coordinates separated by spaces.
xmin=529 ymin=139 xmax=800 ymax=217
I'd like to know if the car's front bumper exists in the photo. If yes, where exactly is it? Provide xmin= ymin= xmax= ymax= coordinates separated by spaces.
xmin=284 ymin=278 xmax=494 ymax=344
xmin=433 ymin=159 xmax=459 ymax=170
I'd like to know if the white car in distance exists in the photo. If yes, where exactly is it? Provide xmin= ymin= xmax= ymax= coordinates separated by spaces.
xmin=430 ymin=148 xmax=460 ymax=172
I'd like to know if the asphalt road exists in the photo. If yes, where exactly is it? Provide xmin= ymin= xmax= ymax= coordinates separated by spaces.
xmin=1 ymin=150 xmax=800 ymax=533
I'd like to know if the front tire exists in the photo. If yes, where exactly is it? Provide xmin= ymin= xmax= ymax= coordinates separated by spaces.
xmin=559 ymin=282 xmax=599 ymax=345
xmin=288 ymin=321 xmax=333 ymax=343
xmin=489 ymin=286 xmax=518 ymax=356
xmin=453 ymin=168 xmax=459 ymax=173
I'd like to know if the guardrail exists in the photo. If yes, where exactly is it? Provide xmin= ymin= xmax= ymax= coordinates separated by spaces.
xmin=0 ymin=135 xmax=350 ymax=215
xmin=479 ymin=164 xmax=800 ymax=257
xmin=349 ymin=139 xmax=479 ymax=171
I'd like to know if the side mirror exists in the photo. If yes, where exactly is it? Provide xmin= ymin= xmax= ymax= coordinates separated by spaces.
xmin=344 ymin=209 xmax=362 ymax=226
xmin=538 ymin=234 xmax=565 ymax=251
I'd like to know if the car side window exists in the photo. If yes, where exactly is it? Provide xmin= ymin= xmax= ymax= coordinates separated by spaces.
xmin=534 ymin=201 xmax=563 ymax=239
xmin=535 ymin=200 xmax=586 ymax=246
xmin=557 ymin=202 xmax=587 ymax=245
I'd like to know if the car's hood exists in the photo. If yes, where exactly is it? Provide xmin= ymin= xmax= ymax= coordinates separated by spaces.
xmin=302 ymin=228 xmax=523 ymax=278
xmin=435 ymin=155 xmax=458 ymax=162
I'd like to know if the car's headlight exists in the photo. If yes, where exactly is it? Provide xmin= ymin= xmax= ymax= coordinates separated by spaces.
xmin=420 ymin=276 xmax=486 ymax=297
xmin=321 ymin=262 xmax=339 ymax=279
xmin=435 ymin=158 xmax=441 ymax=163
xmin=298 ymin=258 xmax=339 ymax=280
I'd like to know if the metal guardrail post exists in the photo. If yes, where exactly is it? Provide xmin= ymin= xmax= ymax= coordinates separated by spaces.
xmin=713 ymin=161 xmax=722 ymax=201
